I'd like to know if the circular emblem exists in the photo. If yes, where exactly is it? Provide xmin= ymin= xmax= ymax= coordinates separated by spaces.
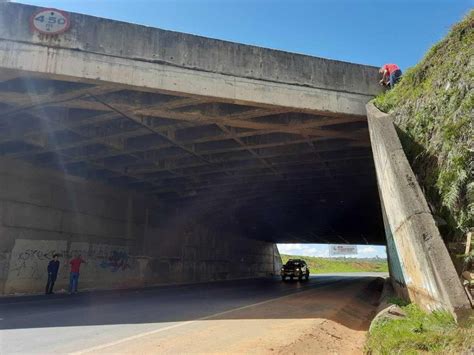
xmin=30 ymin=8 xmax=70 ymax=35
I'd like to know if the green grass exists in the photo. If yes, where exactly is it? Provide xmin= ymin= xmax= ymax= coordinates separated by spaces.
xmin=280 ymin=254 xmax=388 ymax=273
xmin=365 ymin=304 xmax=474 ymax=354
xmin=373 ymin=11 xmax=474 ymax=241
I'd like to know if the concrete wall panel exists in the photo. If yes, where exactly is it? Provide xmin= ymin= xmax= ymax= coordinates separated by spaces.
xmin=3 ymin=201 xmax=63 ymax=231
xmin=0 ymin=172 xmax=53 ymax=206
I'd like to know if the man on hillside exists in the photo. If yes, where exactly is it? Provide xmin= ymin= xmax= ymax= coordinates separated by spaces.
xmin=45 ymin=254 xmax=60 ymax=294
xmin=69 ymin=255 xmax=86 ymax=294
xmin=379 ymin=63 xmax=402 ymax=88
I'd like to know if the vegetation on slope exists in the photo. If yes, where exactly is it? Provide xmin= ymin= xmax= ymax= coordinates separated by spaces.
xmin=368 ymin=15 xmax=474 ymax=353
xmin=366 ymin=303 xmax=473 ymax=354
xmin=281 ymin=254 xmax=388 ymax=273
xmin=374 ymin=10 xmax=473 ymax=240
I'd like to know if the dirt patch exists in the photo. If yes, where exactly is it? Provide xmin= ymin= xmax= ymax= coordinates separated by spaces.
xmin=277 ymin=278 xmax=383 ymax=355
xmin=277 ymin=319 xmax=367 ymax=355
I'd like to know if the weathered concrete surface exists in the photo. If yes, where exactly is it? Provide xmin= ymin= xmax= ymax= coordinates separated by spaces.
xmin=366 ymin=103 xmax=471 ymax=320
xmin=0 ymin=2 xmax=380 ymax=116
xmin=0 ymin=157 xmax=280 ymax=295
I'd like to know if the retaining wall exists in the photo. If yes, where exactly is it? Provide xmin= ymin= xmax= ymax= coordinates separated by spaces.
xmin=366 ymin=103 xmax=471 ymax=321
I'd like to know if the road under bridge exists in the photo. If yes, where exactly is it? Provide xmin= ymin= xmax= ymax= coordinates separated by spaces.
xmin=0 ymin=274 xmax=385 ymax=354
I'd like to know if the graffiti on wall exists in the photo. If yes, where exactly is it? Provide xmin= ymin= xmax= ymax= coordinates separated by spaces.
xmin=5 ymin=239 xmax=135 ymax=292
xmin=10 ymin=250 xmax=59 ymax=279
xmin=100 ymin=250 xmax=131 ymax=272
xmin=7 ymin=239 xmax=67 ymax=281
xmin=69 ymin=242 xmax=89 ymax=259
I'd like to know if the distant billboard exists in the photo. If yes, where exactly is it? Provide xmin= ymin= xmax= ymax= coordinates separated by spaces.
xmin=329 ymin=244 xmax=358 ymax=256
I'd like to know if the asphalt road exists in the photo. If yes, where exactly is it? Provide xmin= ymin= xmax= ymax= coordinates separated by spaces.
xmin=0 ymin=273 xmax=386 ymax=354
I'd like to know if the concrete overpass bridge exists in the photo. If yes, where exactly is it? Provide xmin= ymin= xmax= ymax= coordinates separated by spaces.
xmin=0 ymin=3 xmax=469 ymax=319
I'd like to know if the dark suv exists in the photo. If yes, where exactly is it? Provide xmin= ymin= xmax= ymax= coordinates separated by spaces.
xmin=280 ymin=259 xmax=310 ymax=281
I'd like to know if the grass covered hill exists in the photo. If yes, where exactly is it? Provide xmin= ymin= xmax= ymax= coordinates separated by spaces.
xmin=374 ymin=11 xmax=473 ymax=240
xmin=280 ymin=254 xmax=388 ymax=273
xmin=366 ymin=302 xmax=473 ymax=354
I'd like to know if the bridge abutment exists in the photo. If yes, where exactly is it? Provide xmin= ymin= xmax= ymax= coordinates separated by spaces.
xmin=0 ymin=157 xmax=280 ymax=295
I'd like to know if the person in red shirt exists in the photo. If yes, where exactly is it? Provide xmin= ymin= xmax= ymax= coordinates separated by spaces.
xmin=69 ymin=255 xmax=86 ymax=294
xmin=379 ymin=63 xmax=402 ymax=88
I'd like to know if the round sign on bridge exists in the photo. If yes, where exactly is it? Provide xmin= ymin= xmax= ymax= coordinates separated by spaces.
xmin=30 ymin=8 xmax=70 ymax=35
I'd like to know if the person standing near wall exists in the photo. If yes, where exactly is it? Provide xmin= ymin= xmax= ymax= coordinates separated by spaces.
xmin=45 ymin=254 xmax=60 ymax=294
xmin=69 ymin=255 xmax=86 ymax=294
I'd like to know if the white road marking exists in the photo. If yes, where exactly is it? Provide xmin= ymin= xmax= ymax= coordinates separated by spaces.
xmin=71 ymin=281 xmax=338 ymax=354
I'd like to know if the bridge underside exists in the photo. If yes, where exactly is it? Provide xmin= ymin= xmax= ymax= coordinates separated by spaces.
xmin=0 ymin=2 xmax=389 ymax=296
xmin=0 ymin=69 xmax=382 ymax=244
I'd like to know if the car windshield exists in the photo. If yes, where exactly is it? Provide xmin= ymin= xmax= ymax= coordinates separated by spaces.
xmin=285 ymin=260 xmax=302 ymax=267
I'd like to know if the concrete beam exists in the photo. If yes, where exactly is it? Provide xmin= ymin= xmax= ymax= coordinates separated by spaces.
xmin=0 ymin=3 xmax=380 ymax=107
xmin=0 ymin=39 xmax=374 ymax=116
xmin=0 ymin=97 xmax=208 ymax=146
xmin=148 ymin=156 xmax=373 ymax=183
xmin=0 ymin=0 xmax=381 ymax=118
xmin=215 ymin=124 xmax=280 ymax=176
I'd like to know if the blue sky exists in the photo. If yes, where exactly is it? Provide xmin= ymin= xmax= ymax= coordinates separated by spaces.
xmin=16 ymin=0 xmax=472 ymax=70
xmin=14 ymin=0 xmax=469 ymax=259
